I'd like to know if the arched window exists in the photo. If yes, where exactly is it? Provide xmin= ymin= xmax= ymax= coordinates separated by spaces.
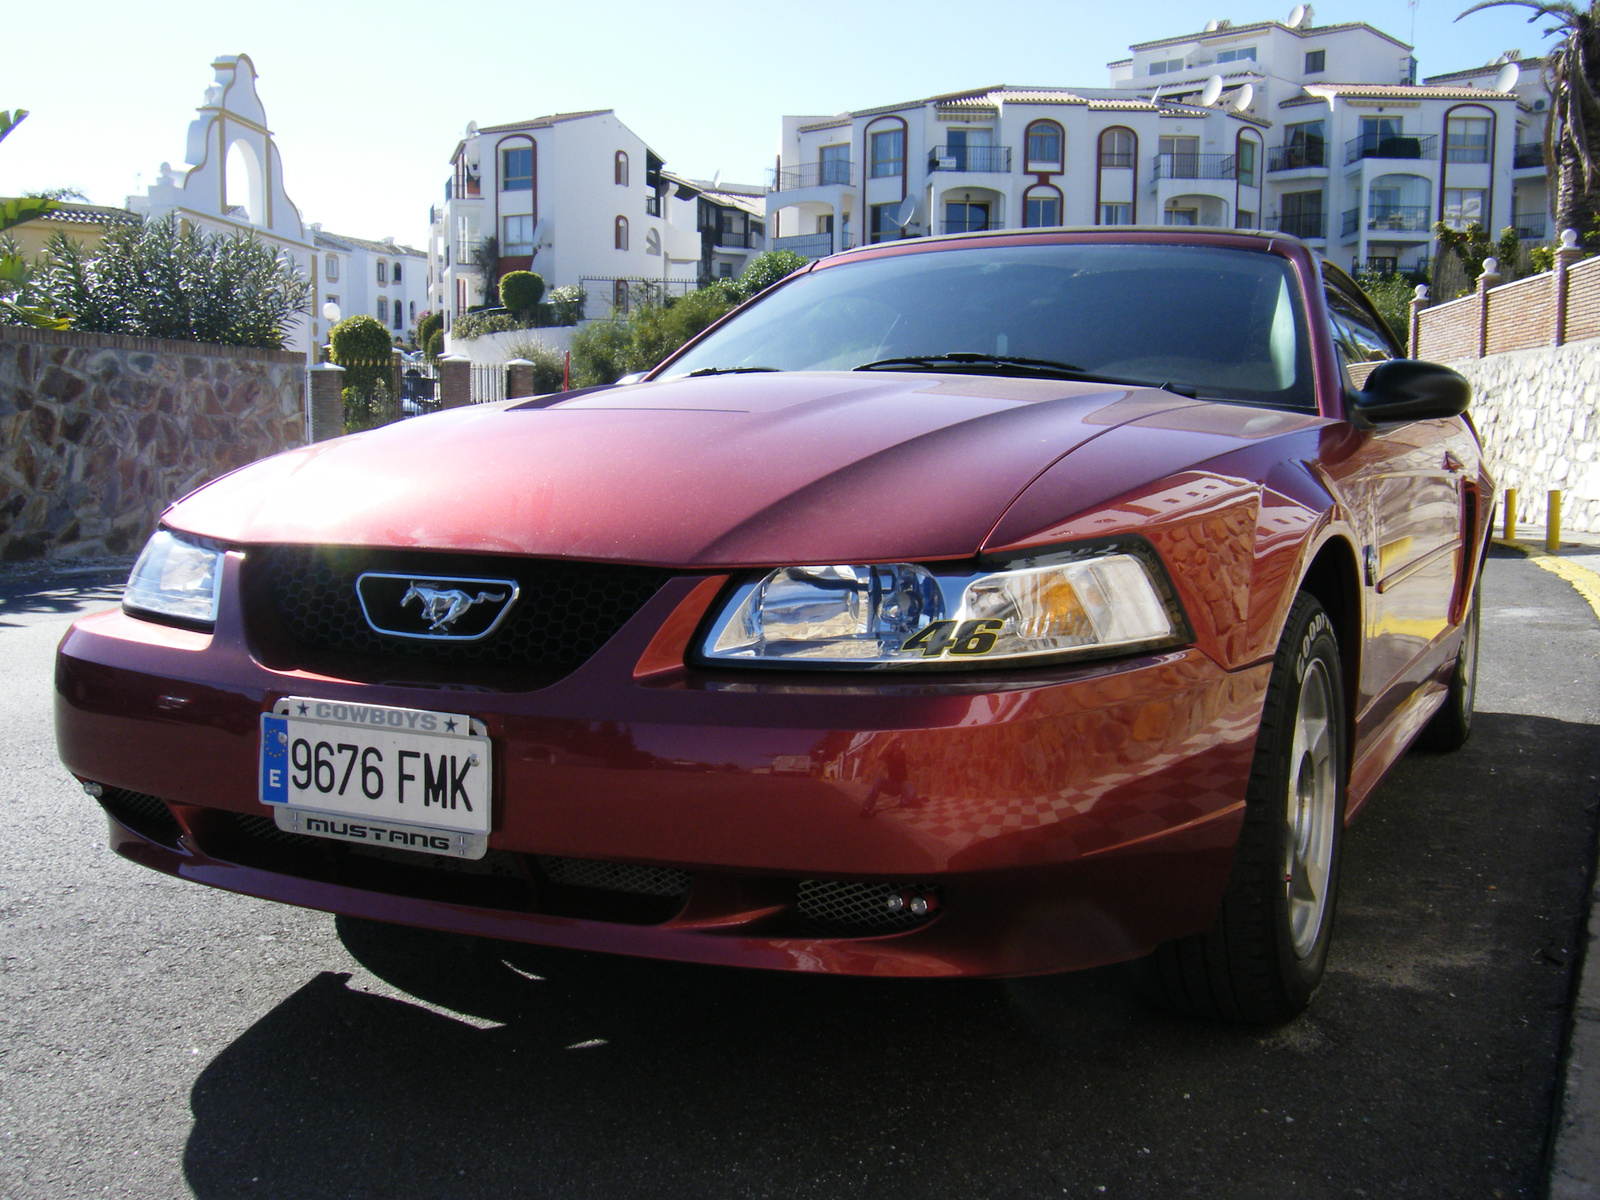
xmin=615 ymin=215 xmax=629 ymax=250
xmin=393 ymin=262 xmax=403 ymax=283
xmin=1099 ymin=127 xmax=1136 ymax=168
xmin=615 ymin=151 xmax=629 ymax=186
xmin=325 ymin=254 xmax=340 ymax=282
xmin=1023 ymin=184 xmax=1064 ymax=228
xmin=1025 ymin=121 xmax=1064 ymax=171
xmin=613 ymin=279 xmax=629 ymax=313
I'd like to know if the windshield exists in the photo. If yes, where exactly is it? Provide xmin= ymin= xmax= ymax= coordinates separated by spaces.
xmin=662 ymin=241 xmax=1315 ymax=410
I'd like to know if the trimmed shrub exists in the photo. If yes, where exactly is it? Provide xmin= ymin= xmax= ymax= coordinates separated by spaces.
xmin=424 ymin=327 xmax=444 ymax=360
xmin=500 ymin=271 xmax=545 ymax=316
xmin=34 ymin=214 xmax=309 ymax=347
xmin=417 ymin=310 xmax=442 ymax=353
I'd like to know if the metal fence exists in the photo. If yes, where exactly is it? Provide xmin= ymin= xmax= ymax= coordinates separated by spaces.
xmin=470 ymin=364 xmax=506 ymax=404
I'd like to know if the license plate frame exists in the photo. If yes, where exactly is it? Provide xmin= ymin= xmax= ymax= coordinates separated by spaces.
xmin=259 ymin=697 xmax=492 ymax=860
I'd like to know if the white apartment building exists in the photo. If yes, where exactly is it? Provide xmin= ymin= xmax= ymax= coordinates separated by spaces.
xmin=768 ymin=10 xmax=1540 ymax=277
xmin=428 ymin=110 xmax=712 ymax=327
xmin=309 ymin=228 xmax=429 ymax=347
xmin=1425 ymin=52 xmax=1551 ymax=243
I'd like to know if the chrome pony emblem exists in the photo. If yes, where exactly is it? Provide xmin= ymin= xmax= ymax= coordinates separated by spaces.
xmin=401 ymin=583 xmax=509 ymax=633
xmin=355 ymin=572 xmax=520 ymax=642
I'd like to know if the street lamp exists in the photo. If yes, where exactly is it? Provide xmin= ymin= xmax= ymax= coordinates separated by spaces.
xmin=320 ymin=301 xmax=340 ymax=363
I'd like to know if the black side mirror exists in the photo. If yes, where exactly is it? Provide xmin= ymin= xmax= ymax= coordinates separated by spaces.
xmin=1347 ymin=359 xmax=1471 ymax=426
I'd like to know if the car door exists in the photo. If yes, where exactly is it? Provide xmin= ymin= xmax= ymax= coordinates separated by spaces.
xmin=1323 ymin=278 xmax=1466 ymax=743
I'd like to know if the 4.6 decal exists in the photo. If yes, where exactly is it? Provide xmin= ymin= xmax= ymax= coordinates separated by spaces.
xmin=900 ymin=619 xmax=1005 ymax=658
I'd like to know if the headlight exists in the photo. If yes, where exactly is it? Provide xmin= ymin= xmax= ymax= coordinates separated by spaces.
xmin=122 ymin=530 xmax=225 ymax=626
xmin=699 ymin=546 xmax=1184 ymax=668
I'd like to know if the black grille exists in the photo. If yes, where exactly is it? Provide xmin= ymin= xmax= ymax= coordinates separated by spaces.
xmin=100 ymin=788 xmax=181 ymax=846
xmin=251 ymin=546 xmax=675 ymax=672
xmin=537 ymin=856 xmax=691 ymax=898
xmin=797 ymin=880 xmax=941 ymax=932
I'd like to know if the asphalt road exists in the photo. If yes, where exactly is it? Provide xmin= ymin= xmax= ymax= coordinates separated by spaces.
xmin=3 ymin=547 xmax=1599 ymax=1200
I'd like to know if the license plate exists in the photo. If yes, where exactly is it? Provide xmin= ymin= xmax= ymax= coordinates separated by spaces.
xmin=259 ymin=697 xmax=492 ymax=859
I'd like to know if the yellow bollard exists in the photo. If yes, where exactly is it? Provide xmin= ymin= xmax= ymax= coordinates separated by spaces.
xmin=1548 ymin=490 xmax=1563 ymax=553
xmin=1503 ymin=487 xmax=1517 ymax=541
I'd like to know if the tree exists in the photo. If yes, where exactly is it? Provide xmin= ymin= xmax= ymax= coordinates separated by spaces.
xmin=732 ymin=249 xmax=808 ymax=300
xmin=472 ymin=234 xmax=501 ymax=303
xmin=417 ymin=310 xmax=443 ymax=356
xmin=0 ymin=109 xmax=68 ymax=329
xmin=330 ymin=314 xmax=396 ymax=431
xmin=1460 ymin=1 xmax=1600 ymax=240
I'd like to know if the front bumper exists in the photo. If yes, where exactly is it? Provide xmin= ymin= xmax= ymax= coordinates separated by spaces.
xmin=56 ymin=554 xmax=1269 ymax=977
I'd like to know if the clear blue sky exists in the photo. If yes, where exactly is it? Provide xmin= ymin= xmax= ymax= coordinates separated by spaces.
xmin=4 ymin=0 xmax=1547 ymax=250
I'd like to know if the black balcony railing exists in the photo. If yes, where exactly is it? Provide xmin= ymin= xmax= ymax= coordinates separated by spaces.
xmin=769 ymin=161 xmax=855 ymax=191
xmin=1515 ymin=212 xmax=1549 ymax=239
xmin=1514 ymin=142 xmax=1546 ymax=169
xmin=1364 ymin=255 xmax=1430 ymax=276
xmin=1344 ymin=132 xmax=1438 ymax=163
xmin=1277 ymin=212 xmax=1326 ymax=239
xmin=940 ymin=217 xmax=1005 ymax=234
xmin=1267 ymin=143 xmax=1327 ymax=171
xmin=1153 ymin=152 xmax=1238 ymax=180
xmin=645 ymin=195 xmax=661 ymax=216
xmin=927 ymin=145 xmax=1012 ymax=172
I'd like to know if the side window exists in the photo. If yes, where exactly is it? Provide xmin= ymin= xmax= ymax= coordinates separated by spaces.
xmin=1325 ymin=283 xmax=1398 ymax=388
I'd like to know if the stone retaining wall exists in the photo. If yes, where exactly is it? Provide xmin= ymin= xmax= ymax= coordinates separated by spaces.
xmin=1448 ymin=339 xmax=1600 ymax=533
xmin=0 ymin=326 xmax=306 ymax=561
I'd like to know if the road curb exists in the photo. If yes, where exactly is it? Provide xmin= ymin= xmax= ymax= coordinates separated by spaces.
xmin=1498 ymin=538 xmax=1600 ymax=1199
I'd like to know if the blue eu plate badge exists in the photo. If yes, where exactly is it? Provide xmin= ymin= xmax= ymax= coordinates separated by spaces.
xmin=260 ymin=715 xmax=289 ymax=803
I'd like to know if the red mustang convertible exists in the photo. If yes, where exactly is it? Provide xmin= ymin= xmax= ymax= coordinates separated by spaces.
xmin=55 ymin=229 xmax=1490 ymax=1023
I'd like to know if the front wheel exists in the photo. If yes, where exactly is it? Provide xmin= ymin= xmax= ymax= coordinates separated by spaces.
xmin=1140 ymin=593 xmax=1347 ymax=1024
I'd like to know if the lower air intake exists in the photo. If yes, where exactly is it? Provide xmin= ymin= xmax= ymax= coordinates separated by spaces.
xmin=797 ymin=880 xmax=942 ymax=932
xmin=537 ymin=856 xmax=692 ymax=898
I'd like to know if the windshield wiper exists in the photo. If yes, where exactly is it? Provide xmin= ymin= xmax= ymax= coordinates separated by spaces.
xmin=855 ymin=353 xmax=1085 ymax=375
xmin=686 ymin=366 xmax=782 ymax=377
xmin=852 ymin=353 xmax=1198 ymax=398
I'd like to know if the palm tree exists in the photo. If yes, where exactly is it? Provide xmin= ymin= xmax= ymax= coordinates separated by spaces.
xmin=1461 ymin=1 xmax=1600 ymax=239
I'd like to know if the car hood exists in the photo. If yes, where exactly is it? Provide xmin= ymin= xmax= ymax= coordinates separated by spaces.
xmin=166 ymin=371 xmax=1242 ymax=566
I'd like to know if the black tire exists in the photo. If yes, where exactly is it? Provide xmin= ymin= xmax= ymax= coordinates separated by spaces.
xmin=1415 ymin=584 xmax=1480 ymax=752
xmin=1140 ymin=593 xmax=1347 ymax=1024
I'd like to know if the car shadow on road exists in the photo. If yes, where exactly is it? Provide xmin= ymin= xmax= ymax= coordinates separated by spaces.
xmin=180 ymin=706 xmax=1600 ymax=1200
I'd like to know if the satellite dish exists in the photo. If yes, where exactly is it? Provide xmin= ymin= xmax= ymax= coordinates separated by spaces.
xmin=531 ymin=218 xmax=550 ymax=246
xmin=466 ymin=120 xmax=478 ymax=136
xmin=891 ymin=197 xmax=918 ymax=228
xmin=1204 ymin=19 xmax=1220 ymax=32
xmin=1494 ymin=62 xmax=1521 ymax=93
xmin=1148 ymin=84 xmax=1164 ymax=106
xmin=1287 ymin=4 xmax=1308 ymax=27
xmin=1201 ymin=74 xmax=1225 ymax=106
xmin=711 ymin=169 xmax=723 ymax=189
xmin=1230 ymin=83 xmax=1256 ymax=111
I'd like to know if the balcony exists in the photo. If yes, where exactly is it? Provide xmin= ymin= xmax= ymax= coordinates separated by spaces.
xmin=940 ymin=217 xmax=1005 ymax=234
xmin=1367 ymin=206 xmax=1432 ymax=233
xmin=715 ymin=228 xmax=762 ymax=250
xmin=1516 ymin=212 xmax=1549 ymax=239
xmin=772 ymin=232 xmax=854 ymax=257
xmin=1153 ymin=153 xmax=1238 ymax=181
xmin=1268 ymin=143 xmax=1328 ymax=171
xmin=927 ymin=145 xmax=1012 ymax=173
xmin=769 ymin=162 xmax=855 ymax=192
xmin=1515 ymin=142 xmax=1546 ymax=169
xmin=1344 ymin=132 xmax=1438 ymax=164
xmin=1276 ymin=212 xmax=1326 ymax=239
